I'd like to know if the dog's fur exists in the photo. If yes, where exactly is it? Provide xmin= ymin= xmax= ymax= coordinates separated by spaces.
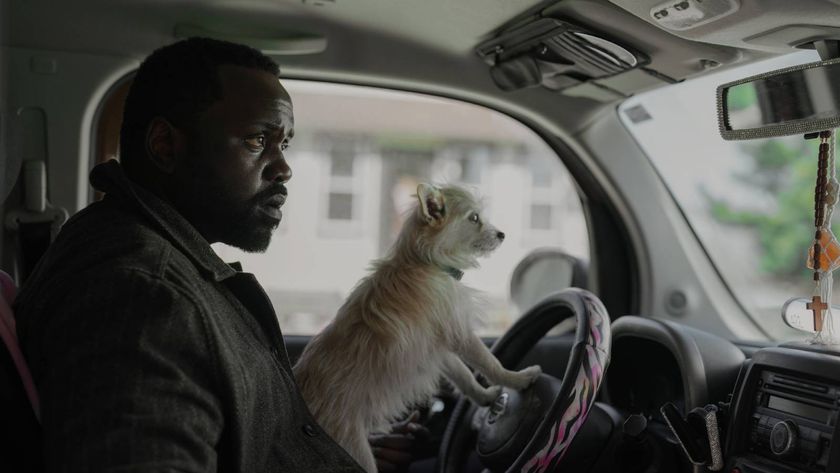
xmin=293 ymin=183 xmax=541 ymax=472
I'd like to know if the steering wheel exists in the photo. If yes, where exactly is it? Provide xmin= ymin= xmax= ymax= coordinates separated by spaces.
xmin=437 ymin=288 xmax=612 ymax=473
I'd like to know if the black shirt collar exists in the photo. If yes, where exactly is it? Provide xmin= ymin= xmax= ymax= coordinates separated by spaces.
xmin=89 ymin=160 xmax=237 ymax=282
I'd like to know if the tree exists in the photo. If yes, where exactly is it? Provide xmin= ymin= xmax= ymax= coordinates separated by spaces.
xmin=707 ymin=137 xmax=833 ymax=277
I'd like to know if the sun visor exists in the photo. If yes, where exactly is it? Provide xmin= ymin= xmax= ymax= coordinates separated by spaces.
xmin=476 ymin=18 xmax=649 ymax=93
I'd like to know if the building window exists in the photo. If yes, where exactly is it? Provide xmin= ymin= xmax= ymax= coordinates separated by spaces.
xmin=529 ymin=203 xmax=553 ymax=230
xmin=460 ymin=146 xmax=487 ymax=184
xmin=526 ymin=157 xmax=571 ymax=234
xmin=429 ymin=143 xmax=490 ymax=186
xmin=318 ymin=138 xmax=369 ymax=237
xmin=327 ymin=144 xmax=358 ymax=221
xmin=330 ymin=149 xmax=355 ymax=177
xmin=328 ymin=192 xmax=354 ymax=220
xmin=326 ymin=145 xmax=360 ymax=223
xmin=532 ymin=165 xmax=552 ymax=188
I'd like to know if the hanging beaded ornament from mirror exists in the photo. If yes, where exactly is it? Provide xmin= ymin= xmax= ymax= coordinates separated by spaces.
xmin=782 ymin=130 xmax=840 ymax=343
xmin=806 ymin=130 xmax=839 ymax=344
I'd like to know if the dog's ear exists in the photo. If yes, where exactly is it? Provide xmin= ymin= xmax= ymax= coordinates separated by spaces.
xmin=417 ymin=183 xmax=445 ymax=225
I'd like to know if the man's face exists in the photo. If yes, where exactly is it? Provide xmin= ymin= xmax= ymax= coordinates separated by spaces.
xmin=172 ymin=64 xmax=294 ymax=252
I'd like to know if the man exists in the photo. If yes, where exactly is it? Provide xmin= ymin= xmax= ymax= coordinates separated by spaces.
xmin=15 ymin=37 xmax=423 ymax=472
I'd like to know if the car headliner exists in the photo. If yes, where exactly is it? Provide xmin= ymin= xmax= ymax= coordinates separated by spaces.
xmin=7 ymin=0 xmax=840 ymax=137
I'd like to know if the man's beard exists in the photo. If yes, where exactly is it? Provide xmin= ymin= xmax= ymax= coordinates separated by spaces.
xmin=177 ymin=170 xmax=282 ymax=253
xmin=207 ymin=189 xmax=281 ymax=253
xmin=219 ymin=198 xmax=279 ymax=252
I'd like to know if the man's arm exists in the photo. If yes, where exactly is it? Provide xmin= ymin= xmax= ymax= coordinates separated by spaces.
xmin=35 ymin=268 xmax=223 ymax=472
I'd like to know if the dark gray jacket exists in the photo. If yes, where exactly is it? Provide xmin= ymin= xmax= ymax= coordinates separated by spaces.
xmin=15 ymin=160 xmax=363 ymax=473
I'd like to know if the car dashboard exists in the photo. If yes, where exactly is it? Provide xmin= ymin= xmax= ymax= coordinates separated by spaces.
xmin=607 ymin=336 xmax=685 ymax=421
xmin=604 ymin=316 xmax=840 ymax=473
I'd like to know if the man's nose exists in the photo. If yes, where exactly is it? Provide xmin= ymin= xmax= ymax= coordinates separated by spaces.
xmin=273 ymin=159 xmax=292 ymax=183
xmin=266 ymin=148 xmax=292 ymax=183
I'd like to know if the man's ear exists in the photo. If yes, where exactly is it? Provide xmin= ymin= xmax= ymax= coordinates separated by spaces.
xmin=417 ymin=183 xmax=445 ymax=225
xmin=145 ymin=117 xmax=185 ymax=174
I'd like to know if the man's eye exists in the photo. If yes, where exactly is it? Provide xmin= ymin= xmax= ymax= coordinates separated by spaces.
xmin=244 ymin=135 xmax=266 ymax=150
xmin=469 ymin=213 xmax=480 ymax=224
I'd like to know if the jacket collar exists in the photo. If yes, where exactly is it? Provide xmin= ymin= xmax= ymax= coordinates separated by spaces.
xmin=89 ymin=160 xmax=237 ymax=282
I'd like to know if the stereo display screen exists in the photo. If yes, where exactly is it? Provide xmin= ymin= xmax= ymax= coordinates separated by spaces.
xmin=767 ymin=395 xmax=830 ymax=423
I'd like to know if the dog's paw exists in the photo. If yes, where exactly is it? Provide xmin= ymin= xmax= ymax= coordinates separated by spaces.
xmin=473 ymin=385 xmax=503 ymax=406
xmin=520 ymin=365 xmax=543 ymax=382
xmin=507 ymin=365 xmax=542 ymax=390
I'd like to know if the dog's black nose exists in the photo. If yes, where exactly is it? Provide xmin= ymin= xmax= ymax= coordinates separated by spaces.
xmin=497 ymin=231 xmax=505 ymax=241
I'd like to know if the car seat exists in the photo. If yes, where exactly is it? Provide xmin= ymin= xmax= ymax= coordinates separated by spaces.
xmin=0 ymin=269 xmax=42 ymax=472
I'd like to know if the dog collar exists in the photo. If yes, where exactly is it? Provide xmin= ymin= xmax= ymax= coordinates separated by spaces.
xmin=442 ymin=266 xmax=464 ymax=281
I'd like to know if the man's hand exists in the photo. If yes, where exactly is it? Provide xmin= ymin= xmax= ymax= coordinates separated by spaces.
xmin=369 ymin=411 xmax=430 ymax=473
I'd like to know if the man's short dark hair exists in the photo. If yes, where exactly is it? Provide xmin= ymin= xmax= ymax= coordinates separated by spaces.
xmin=120 ymin=37 xmax=280 ymax=176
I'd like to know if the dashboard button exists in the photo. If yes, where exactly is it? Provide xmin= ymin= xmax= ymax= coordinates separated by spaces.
xmin=770 ymin=420 xmax=798 ymax=456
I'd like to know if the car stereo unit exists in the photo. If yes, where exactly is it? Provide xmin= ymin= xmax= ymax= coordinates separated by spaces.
xmin=726 ymin=346 xmax=840 ymax=473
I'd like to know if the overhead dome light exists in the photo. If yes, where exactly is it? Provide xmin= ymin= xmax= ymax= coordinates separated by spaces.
xmin=648 ymin=0 xmax=740 ymax=31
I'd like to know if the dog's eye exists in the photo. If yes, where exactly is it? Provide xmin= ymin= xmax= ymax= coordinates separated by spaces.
xmin=469 ymin=213 xmax=480 ymax=224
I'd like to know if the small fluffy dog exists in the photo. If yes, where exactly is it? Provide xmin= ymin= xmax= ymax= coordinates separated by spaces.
xmin=293 ymin=183 xmax=541 ymax=472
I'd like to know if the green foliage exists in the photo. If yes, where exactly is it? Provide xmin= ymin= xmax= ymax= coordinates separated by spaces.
xmin=708 ymin=137 xmax=838 ymax=276
xmin=727 ymin=84 xmax=758 ymax=111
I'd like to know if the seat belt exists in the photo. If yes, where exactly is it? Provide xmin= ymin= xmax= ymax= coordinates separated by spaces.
xmin=4 ymin=161 xmax=68 ymax=282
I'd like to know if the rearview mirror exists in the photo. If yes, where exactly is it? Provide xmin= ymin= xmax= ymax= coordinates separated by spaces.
xmin=717 ymin=58 xmax=840 ymax=140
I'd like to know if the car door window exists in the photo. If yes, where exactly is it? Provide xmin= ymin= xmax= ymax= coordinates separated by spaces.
xmin=96 ymin=79 xmax=589 ymax=335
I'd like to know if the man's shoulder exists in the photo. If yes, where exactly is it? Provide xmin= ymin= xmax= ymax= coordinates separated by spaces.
xmin=65 ymin=202 xmax=171 ymax=265
xmin=13 ymin=208 xmax=216 ymax=351
xmin=66 ymin=197 xmax=167 ymax=245
xmin=21 ymin=199 xmax=203 ymax=302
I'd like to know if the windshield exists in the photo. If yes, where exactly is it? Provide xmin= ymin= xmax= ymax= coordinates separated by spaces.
xmin=619 ymin=50 xmax=835 ymax=341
